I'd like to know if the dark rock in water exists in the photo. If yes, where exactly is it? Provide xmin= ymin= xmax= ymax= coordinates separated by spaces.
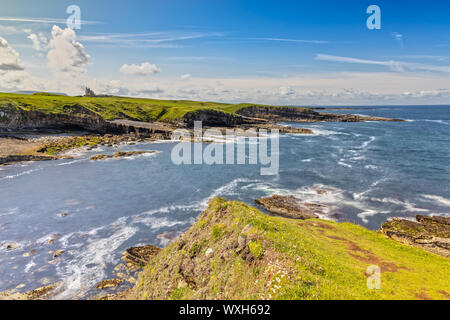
xmin=113 ymin=150 xmax=155 ymax=158
xmin=90 ymin=150 xmax=156 ymax=161
xmin=96 ymin=278 xmax=123 ymax=289
xmin=90 ymin=154 xmax=111 ymax=161
xmin=255 ymin=195 xmax=321 ymax=219
xmin=380 ymin=215 xmax=450 ymax=257
xmin=122 ymin=245 xmax=161 ymax=267
xmin=0 ymin=154 xmax=59 ymax=165
xmin=6 ymin=242 xmax=19 ymax=251
xmin=53 ymin=250 xmax=65 ymax=258
xmin=0 ymin=283 xmax=59 ymax=300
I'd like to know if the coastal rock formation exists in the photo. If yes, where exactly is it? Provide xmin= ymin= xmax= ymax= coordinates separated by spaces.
xmin=255 ymin=195 xmax=321 ymax=219
xmin=183 ymin=109 xmax=250 ymax=127
xmin=90 ymin=150 xmax=156 ymax=161
xmin=0 ymin=283 xmax=59 ymax=300
xmin=0 ymin=154 xmax=59 ymax=165
xmin=0 ymin=105 xmax=172 ymax=138
xmin=236 ymin=105 xmax=403 ymax=123
xmin=122 ymin=245 xmax=162 ymax=267
xmin=380 ymin=215 xmax=450 ymax=257
xmin=96 ymin=278 xmax=123 ymax=289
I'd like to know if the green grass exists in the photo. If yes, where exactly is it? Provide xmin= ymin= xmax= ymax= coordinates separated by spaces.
xmin=128 ymin=198 xmax=450 ymax=300
xmin=0 ymin=92 xmax=291 ymax=122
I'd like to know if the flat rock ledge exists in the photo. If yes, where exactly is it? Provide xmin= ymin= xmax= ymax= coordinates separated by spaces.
xmin=90 ymin=150 xmax=156 ymax=161
xmin=0 ymin=283 xmax=59 ymax=300
xmin=96 ymin=278 xmax=123 ymax=290
xmin=122 ymin=245 xmax=162 ymax=267
xmin=255 ymin=195 xmax=321 ymax=219
xmin=380 ymin=215 xmax=450 ymax=258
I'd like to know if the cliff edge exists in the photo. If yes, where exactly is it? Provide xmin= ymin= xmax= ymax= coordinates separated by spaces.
xmin=123 ymin=198 xmax=449 ymax=300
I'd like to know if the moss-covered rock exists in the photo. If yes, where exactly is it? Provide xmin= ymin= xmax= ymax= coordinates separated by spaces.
xmin=255 ymin=195 xmax=320 ymax=219
xmin=381 ymin=215 xmax=450 ymax=257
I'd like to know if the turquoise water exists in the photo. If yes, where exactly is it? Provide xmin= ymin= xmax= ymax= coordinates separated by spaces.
xmin=0 ymin=105 xmax=449 ymax=298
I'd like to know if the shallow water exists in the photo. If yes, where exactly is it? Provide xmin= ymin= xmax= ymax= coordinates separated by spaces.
xmin=0 ymin=105 xmax=449 ymax=299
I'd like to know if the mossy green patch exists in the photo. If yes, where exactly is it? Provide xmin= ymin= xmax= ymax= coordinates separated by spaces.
xmin=249 ymin=240 xmax=265 ymax=259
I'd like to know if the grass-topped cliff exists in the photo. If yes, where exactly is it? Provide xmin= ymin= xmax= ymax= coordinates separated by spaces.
xmin=0 ymin=92 xmax=284 ymax=123
xmin=125 ymin=198 xmax=449 ymax=300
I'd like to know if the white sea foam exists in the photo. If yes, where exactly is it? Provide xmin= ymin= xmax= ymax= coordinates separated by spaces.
xmin=0 ymin=207 xmax=19 ymax=217
xmin=360 ymin=136 xmax=376 ymax=149
xmin=53 ymin=225 xmax=138 ymax=300
xmin=0 ymin=167 xmax=43 ymax=181
xmin=422 ymin=194 xmax=450 ymax=207
xmin=338 ymin=161 xmax=352 ymax=168
xmin=56 ymin=159 xmax=86 ymax=166
xmin=422 ymin=119 xmax=450 ymax=125
xmin=24 ymin=260 xmax=36 ymax=273
xmin=309 ymin=128 xmax=342 ymax=136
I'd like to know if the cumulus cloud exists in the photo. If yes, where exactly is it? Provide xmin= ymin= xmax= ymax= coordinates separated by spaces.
xmin=120 ymin=62 xmax=160 ymax=76
xmin=0 ymin=36 xmax=25 ymax=71
xmin=27 ymin=32 xmax=49 ymax=51
xmin=47 ymin=25 xmax=90 ymax=74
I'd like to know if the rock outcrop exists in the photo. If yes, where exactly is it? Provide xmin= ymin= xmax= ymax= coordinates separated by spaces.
xmin=122 ymin=245 xmax=162 ymax=267
xmin=90 ymin=150 xmax=156 ymax=161
xmin=96 ymin=278 xmax=123 ymax=289
xmin=183 ymin=109 xmax=254 ymax=127
xmin=236 ymin=105 xmax=403 ymax=122
xmin=0 ymin=105 xmax=172 ymax=138
xmin=0 ymin=154 xmax=59 ymax=165
xmin=380 ymin=215 xmax=450 ymax=257
xmin=255 ymin=195 xmax=322 ymax=219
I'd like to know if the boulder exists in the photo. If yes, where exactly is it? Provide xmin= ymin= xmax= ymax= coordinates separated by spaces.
xmin=380 ymin=215 xmax=450 ymax=257
xmin=255 ymin=195 xmax=320 ymax=219
xmin=122 ymin=245 xmax=161 ymax=267
xmin=96 ymin=278 xmax=123 ymax=290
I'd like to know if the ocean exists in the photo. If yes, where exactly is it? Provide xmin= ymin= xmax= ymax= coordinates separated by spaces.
xmin=0 ymin=105 xmax=449 ymax=299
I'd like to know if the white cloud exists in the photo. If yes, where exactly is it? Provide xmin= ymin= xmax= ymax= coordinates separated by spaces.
xmin=0 ymin=25 xmax=20 ymax=34
xmin=279 ymin=86 xmax=295 ymax=96
xmin=316 ymin=53 xmax=450 ymax=73
xmin=253 ymin=37 xmax=329 ymax=44
xmin=0 ymin=17 xmax=99 ymax=25
xmin=27 ymin=32 xmax=49 ymax=51
xmin=120 ymin=62 xmax=160 ymax=76
xmin=78 ymin=31 xmax=223 ymax=48
xmin=0 ymin=36 xmax=24 ymax=71
xmin=47 ymin=25 xmax=90 ymax=74
xmin=180 ymin=73 xmax=191 ymax=80
xmin=392 ymin=32 xmax=403 ymax=42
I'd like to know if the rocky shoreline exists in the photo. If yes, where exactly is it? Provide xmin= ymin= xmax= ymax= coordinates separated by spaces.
xmin=1 ymin=103 xmax=403 ymax=166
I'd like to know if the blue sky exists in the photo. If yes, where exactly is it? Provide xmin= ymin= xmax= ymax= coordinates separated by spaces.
xmin=0 ymin=0 xmax=449 ymax=104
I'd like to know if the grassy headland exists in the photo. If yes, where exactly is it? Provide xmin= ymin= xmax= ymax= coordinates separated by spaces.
xmin=125 ymin=198 xmax=449 ymax=300
xmin=0 ymin=92 xmax=283 ymax=122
